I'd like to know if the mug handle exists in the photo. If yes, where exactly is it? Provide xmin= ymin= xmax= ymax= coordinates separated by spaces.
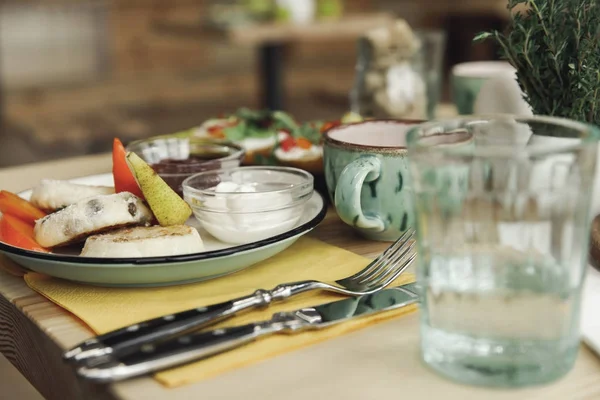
xmin=334 ymin=156 xmax=385 ymax=232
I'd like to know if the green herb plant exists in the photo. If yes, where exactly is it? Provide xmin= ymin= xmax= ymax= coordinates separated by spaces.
xmin=475 ymin=0 xmax=600 ymax=123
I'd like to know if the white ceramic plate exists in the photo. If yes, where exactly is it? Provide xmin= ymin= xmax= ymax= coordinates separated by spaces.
xmin=0 ymin=173 xmax=327 ymax=287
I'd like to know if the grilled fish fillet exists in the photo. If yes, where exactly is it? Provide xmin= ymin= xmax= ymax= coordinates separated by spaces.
xmin=81 ymin=225 xmax=204 ymax=258
xmin=30 ymin=180 xmax=115 ymax=213
xmin=34 ymin=192 xmax=152 ymax=248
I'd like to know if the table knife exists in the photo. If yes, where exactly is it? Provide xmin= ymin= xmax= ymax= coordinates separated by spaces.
xmin=75 ymin=282 xmax=419 ymax=383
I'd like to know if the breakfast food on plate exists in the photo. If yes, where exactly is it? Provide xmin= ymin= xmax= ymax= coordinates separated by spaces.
xmin=81 ymin=225 xmax=204 ymax=258
xmin=34 ymin=192 xmax=152 ymax=248
xmin=126 ymin=152 xmax=192 ymax=226
xmin=29 ymin=180 xmax=114 ymax=213
xmin=193 ymin=108 xmax=297 ymax=164
xmin=0 ymin=138 xmax=205 ymax=257
xmin=1 ymin=119 xmax=339 ymax=258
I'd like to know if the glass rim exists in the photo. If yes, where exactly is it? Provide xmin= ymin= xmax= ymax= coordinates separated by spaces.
xmin=406 ymin=114 xmax=600 ymax=158
xmin=182 ymin=166 xmax=314 ymax=197
xmin=182 ymin=166 xmax=314 ymax=214
xmin=125 ymin=136 xmax=246 ymax=176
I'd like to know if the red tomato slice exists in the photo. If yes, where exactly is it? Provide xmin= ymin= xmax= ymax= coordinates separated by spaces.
xmin=0 ymin=190 xmax=46 ymax=225
xmin=280 ymin=135 xmax=296 ymax=152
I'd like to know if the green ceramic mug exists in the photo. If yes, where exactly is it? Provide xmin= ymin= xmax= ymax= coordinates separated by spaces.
xmin=324 ymin=120 xmax=423 ymax=241
xmin=451 ymin=61 xmax=515 ymax=115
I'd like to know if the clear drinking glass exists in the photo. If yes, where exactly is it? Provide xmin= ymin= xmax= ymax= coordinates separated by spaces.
xmin=414 ymin=30 xmax=446 ymax=119
xmin=405 ymin=115 xmax=600 ymax=387
xmin=350 ymin=26 xmax=445 ymax=121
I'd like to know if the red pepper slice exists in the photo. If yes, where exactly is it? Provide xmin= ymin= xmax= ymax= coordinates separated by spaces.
xmin=112 ymin=138 xmax=145 ymax=198
xmin=0 ymin=190 xmax=46 ymax=224
xmin=0 ymin=214 xmax=49 ymax=253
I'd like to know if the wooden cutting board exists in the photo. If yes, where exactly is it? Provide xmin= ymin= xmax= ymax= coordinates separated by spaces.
xmin=590 ymin=215 xmax=600 ymax=270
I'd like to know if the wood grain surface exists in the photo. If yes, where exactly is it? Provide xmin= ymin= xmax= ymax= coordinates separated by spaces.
xmin=1 ymin=149 xmax=600 ymax=400
xmin=0 ymin=354 xmax=43 ymax=400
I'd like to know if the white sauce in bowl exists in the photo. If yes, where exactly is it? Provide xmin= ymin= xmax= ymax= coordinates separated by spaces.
xmin=195 ymin=182 xmax=303 ymax=244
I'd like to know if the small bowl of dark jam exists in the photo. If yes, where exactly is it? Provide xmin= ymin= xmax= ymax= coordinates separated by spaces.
xmin=126 ymin=137 xmax=245 ymax=196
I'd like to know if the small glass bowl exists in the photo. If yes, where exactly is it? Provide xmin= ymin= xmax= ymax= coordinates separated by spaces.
xmin=182 ymin=166 xmax=314 ymax=244
xmin=127 ymin=137 xmax=245 ymax=196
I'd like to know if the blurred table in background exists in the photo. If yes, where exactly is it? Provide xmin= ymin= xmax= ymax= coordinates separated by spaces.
xmin=154 ymin=12 xmax=395 ymax=110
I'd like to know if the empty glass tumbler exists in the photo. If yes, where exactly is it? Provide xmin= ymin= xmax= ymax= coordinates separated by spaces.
xmin=406 ymin=116 xmax=600 ymax=387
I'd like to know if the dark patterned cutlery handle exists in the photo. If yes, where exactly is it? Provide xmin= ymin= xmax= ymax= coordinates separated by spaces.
xmin=65 ymin=292 xmax=264 ymax=363
xmin=64 ymin=281 xmax=318 ymax=363
xmin=76 ymin=310 xmax=309 ymax=383
xmin=77 ymin=324 xmax=267 ymax=383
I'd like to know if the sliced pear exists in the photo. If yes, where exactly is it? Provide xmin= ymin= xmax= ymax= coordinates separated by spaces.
xmin=126 ymin=152 xmax=192 ymax=226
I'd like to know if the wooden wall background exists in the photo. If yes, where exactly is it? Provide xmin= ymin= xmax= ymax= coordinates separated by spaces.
xmin=0 ymin=0 xmax=507 ymax=167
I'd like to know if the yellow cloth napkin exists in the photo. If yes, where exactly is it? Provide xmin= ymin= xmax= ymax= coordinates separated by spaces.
xmin=24 ymin=237 xmax=416 ymax=388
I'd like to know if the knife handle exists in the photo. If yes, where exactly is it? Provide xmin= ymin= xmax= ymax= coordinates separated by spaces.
xmin=65 ymin=294 xmax=263 ymax=364
xmin=76 ymin=323 xmax=277 ymax=383
xmin=64 ymin=281 xmax=320 ymax=364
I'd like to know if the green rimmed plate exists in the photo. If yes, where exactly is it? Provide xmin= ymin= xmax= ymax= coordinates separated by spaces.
xmin=0 ymin=173 xmax=326 ymax=287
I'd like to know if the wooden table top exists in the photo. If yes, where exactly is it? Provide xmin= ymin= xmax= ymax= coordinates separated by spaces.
xmin=1 ymin=155 xmax=600 ymax=400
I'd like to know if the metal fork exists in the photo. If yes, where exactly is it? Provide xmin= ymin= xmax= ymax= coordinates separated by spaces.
xmin=64 ymin=229 xmax=416 ymax=366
